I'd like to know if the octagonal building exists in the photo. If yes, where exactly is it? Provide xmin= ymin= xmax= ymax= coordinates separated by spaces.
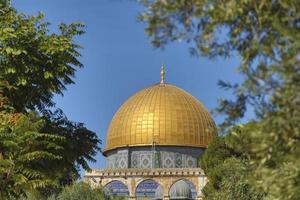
xmin=85 ymin=66 xmax=217 ymax=200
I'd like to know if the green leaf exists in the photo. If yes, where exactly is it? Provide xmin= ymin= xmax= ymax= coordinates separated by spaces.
xmin=44 ymin=71 xmax=53 ymax=79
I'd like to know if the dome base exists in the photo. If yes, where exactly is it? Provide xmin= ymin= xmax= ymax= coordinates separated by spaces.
xmin=106 ymin=146 xmax=204 ymax=169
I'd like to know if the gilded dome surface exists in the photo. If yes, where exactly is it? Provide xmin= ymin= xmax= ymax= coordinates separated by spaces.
xmin=104 ymin=83 xmax=216 ymax=154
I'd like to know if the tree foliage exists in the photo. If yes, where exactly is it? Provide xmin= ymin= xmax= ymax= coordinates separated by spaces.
xmin=48 ymin=182 xmax=110 ymax=200
xmin=140 ymin=1 xmax=300 ymax=199
xmin=0 ymin=2 xmax=100 ymax=199
xmin=0 ymin=102 xmax=64 ymax=199
xmin=18 ymin=182 xmax=123 ymax=200
xmin=0 ymin=2 xmax=84 ymax=112
xmin=200 ymin=125 xmax=263 ymax=200
xmin=41 ymin=109 xmax=100 ymax=184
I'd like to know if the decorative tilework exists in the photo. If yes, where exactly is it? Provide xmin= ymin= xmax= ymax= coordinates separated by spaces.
xmin=107 ymin=149 xmax=129 ymax=168
xmin=131 ymin=153 xmax=138 ymax=168
xmin=186 ymin=155 xmax=196 ymax=168
xmin=119 ymin=159 xmax=126 ymax=168
xmin=175 ymin=153 xmax=182 ymax=168
xmin=162 ymin=152 xmax=175 ymax=168
xmin=107 ymin=146 xmax=202 ymax=169
xmin=140 ymin=153 xmax=152 ymax=168
xmin=154 ymin=152 xmax=161 ymax=168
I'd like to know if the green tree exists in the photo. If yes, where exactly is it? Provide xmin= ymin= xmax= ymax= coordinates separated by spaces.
xmin=140 ymin=1 xmax=300 ymax=199
xmin=0 ymin=103 xmax=64 ymax=199
xmin=0 ymin=2 xmax=84 ymax=112
xmin=200 ymin=125 xmax=263 ymax=200
xmin=47 ymin=182 xmax=110 ymax=200
xmin=41 ymin=110 xmax=100 ymax=186
xmin=0 ymin=2 xmax=100 ymax=199
xmin=18 ymin=182 xmax=120 ymax=200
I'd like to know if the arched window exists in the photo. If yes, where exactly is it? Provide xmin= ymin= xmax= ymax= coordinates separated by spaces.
xmin=105 ymin=180 xmax=129 ymax=197
xmin=169 ymin=179 xmax=197 ymax=200
xmin=136 ymin=179 xmax=163 ymax=200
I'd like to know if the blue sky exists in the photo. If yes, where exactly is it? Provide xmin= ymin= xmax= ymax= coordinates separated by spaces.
xmin=13 ymin=0 xmax=241 ymax=170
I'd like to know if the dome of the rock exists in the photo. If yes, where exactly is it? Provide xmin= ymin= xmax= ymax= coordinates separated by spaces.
xmin=103 ymin=66 xmax=216 ymax=169
xmin=104 ymin=83 xmax=216 ymax=154
xmin=85 ymin=66 xmax=216 ymax=200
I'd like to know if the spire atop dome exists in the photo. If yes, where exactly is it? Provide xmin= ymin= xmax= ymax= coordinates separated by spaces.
xmin=160 ymin=64 xmax=165 ymax=84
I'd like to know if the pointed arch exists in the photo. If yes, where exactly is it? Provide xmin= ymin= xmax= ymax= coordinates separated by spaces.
xmin=169 ymin=178 xmax=197 ymax=199
xmin=135 ymin=179 xmax=164 ymax=200
xmin=104 ymin=180 xmax=129 ymax=197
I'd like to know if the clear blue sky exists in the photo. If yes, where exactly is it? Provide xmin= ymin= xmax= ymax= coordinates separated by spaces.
xmin=13 ymin=0 xmax=242 ymax=170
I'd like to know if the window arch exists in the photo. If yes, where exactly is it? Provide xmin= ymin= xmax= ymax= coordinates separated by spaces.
xmin=104 ymin=180 xmax=129 ymax=197
xmin=169 ymin=179 xmax=197 ymax=200
xmin=136 ymin=179 xmax=163 ymax=200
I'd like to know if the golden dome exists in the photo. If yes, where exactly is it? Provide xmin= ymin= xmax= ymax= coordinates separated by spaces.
xmin=103 ymin=83 xmax=217 ymax=154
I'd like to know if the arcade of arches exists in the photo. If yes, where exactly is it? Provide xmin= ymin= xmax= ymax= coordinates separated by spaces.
xmin=84 ymin=168 xmax=207 ymax=200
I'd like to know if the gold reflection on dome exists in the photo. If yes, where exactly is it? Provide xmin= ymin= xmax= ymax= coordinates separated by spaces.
xmin=103 ymin=83 xmax=217 ymax=154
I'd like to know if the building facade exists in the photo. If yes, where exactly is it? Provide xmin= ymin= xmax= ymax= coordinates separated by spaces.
xmin=84 ymin=66 xmax=216 ymax=200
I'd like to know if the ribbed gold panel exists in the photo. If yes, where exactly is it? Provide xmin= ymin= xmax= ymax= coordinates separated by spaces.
xmin=104 ymin=83 xmax=216 ymax=154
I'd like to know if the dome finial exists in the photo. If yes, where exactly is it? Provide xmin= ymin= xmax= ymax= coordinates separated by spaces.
xmin=160 ymin=64 xmax=165 ymax=84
